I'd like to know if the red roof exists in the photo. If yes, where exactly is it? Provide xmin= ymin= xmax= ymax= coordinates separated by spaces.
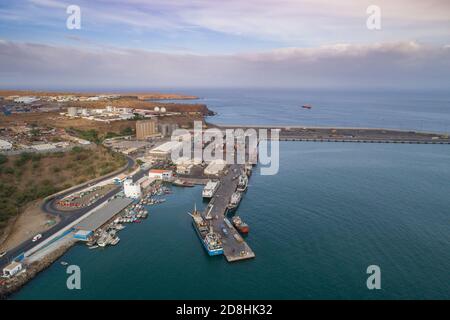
xmin=149 ymin=169 xmax=171 ymax=173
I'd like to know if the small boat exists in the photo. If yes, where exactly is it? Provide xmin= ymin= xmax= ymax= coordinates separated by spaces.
xmin=60 ymin=261 xmax=69 ymax=266
xmin=232 ymin=216 xmax=249 ymax=234
xmin=227 ymin=192 xmax=242 ymax=211
xmin=236 ymin=175 xmax=248 ymax=192
xmin=302 ymin=104 xmax=312 ymax=109
xmin=110 ymin=237 xmax=120 ymax=245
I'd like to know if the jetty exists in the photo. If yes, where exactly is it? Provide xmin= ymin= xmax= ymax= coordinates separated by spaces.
xmin=202 ymin=163 xmax=255 ymax=262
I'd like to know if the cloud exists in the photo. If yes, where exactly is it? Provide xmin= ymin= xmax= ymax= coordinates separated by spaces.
xmin=0 ymin=40 xmax=449 ymax=89
xmin=1 ymin=0 xmax=449 ymax=49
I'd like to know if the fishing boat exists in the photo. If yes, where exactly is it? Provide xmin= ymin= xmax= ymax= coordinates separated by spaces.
xmin=232 ymin=216 xmax=249 ymax=234
xmin=236 ymin=174 xmax=248 ymax=192
xmin=227 ymin=191 xmax=242 ymax=211
xmin=188 ymin=204 xmax=223 ymax=256
xmin=202 ymin=180 xmax=220 ymax=198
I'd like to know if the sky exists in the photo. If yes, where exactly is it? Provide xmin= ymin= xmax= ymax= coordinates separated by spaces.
xmin=0 ymin=0 xmax=449 ymax=89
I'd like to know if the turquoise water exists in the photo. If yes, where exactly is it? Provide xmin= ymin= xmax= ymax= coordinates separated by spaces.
xmin=12 ymin=142 xmax=450 ymax=299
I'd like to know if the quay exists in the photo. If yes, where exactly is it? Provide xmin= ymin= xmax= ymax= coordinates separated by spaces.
xmin=202 ymin=163 xmax=255 ymax=262
xmin=214 ymin=124 xmax=450 ymax=145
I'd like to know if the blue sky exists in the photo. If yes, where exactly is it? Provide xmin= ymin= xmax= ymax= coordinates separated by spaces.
xmin=0 ymin=0 xmax=449 ymax=89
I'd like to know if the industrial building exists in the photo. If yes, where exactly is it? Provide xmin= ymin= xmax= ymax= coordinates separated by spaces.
xmin=73 ymin=230 xmax=93 ymax=241
xmin=74 ymin=197 xmax=134 ymax=232
xmin=148 ymin=141 xmax=183 ymax=160
xmin=136 ymin=119 xmax=159 ymax=140
xmin=204 ymin=159 xmax=227 ymax=176
xmin=2 ymin=261 xmax=23 ymax=278
xmin=67 ymin=107 xmax=78 ymax=116
xmin=123 ymin=178 xmax=142 ymax=198
xmin=174 ymin=157 xmax=202 ymax=175
xmin=158 ymin=123 xmax=179 ymax=137
xmin=14 ymin=96 xmax=39 ymax=104
xmin=148 ymin=169 xmax=173 ymax=181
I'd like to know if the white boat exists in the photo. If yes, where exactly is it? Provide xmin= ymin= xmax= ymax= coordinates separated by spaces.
xmin=110 ymin=237 xmax=120 ymax=245
xmin=227 ymin=191 xmax=242 ymax=210
xmin=202 ymin=180 xmax=220 ymax=198
xmin=236 ymin=174 xmax=248 ymax=192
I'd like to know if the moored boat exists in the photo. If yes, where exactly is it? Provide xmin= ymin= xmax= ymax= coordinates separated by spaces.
xmin=202 ymin=180 xmax=220 ymax=198
xmin=188 ymin=204 xmax=223 ymax=256
xmin=232 ymin=216 xmax=249 ymax=234
xmin=236 ymin=174 xmax=248 ymax=192
xmin=227 ymin=191 xmax=242 ymax=210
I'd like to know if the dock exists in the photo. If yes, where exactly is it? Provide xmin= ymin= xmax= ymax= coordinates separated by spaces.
xmin=203 ymin=163 xmax=255 ymax=262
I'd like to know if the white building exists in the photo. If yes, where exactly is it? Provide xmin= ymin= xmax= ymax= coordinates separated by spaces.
xmin=119 ymin=113 xmax=135 ymax=120
xmin=148 ymin=169 xmax=173 ymax=181
xmin=14 ymin=96 xmax=39 ymax=104
xmin=148 ymin=141 xmax=183 ymax=160
xmin=123 ymin=178 xmax=142 ymax=199
xmin=3 ymin=261 xmax=23 ymax=277
xmin=204 ymin=159 xmax=227 ymax=176
xmin=0 ymin=139 xmax=13 ymax=151
xmin=67 ymin=107 xmax=78 ymax=116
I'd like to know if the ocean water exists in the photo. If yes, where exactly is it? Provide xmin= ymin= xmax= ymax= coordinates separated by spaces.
xmin=154 ymin=88 xmax=450 ymax=133
xmin=12 ymin=142 xmax=450 ymax=299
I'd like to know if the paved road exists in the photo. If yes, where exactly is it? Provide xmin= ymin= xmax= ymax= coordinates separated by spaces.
xmin=0 ymin=157 xmax=141 ymax=269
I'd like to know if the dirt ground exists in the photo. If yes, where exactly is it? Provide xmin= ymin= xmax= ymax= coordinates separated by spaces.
xmin=0 ymin=200 xmax=59 ymax=252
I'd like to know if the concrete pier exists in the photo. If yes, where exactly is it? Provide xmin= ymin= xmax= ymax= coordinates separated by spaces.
xmin=203 ymin=163 xmax=255 ymax=262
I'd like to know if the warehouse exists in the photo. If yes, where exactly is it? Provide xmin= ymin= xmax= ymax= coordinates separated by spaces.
xmin=73 ymin=230 xmax=93 ymax=241
xmin=148 ymin=169 xmax=173 ymax=181
xmin=74 ymin=197 xmax=134 ymax=232
xmin=204 ymin=159 xmax=227 ymax=176
xmin=148 ymin=141 xmax=183 ymax=160
xmin=2 ymin=261 xmax=23 ymax=278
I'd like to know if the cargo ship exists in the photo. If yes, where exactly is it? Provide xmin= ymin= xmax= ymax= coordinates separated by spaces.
xmin=188 ymin=204 xmax=223 ymax=256
xmin=236 ymin=174 xmax=248 ymax=192
xmin=232 ymin=216 xmax=249 ymax=234
xmin=202 ymin=180 xmax=220 ymax=198
xmin=227 ymin=191 xmax=242 ymax=211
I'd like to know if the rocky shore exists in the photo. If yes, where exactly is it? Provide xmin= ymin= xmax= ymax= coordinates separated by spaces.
xmin=0 ymin=241 xmax=75 ymax=300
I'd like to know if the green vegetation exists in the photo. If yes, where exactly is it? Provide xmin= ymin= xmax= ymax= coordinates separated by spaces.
xmin=70 ymin=127 xmax=135 ymax=143
xmin=0 ymin=147 xmax=127 ymax=235
xmin=121 ymin=127 xmax=134 ymax=136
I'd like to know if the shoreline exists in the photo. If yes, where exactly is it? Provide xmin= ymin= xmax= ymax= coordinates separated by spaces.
xmin=0 ymin=240 xmax=75 ymax=299
xmin=1 ymin=121 xmax=448 ymax=299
